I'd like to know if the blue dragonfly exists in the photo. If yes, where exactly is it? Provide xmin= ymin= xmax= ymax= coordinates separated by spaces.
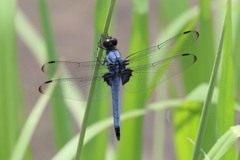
xmin=39 ymin=31 xmax=199 ymax=141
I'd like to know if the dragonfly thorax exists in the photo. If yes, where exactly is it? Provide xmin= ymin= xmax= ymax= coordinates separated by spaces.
xmin=105 ymin=50 xmax=122 ymax=63
xmin=107 ymin=60 xmax=125 ymax=73
xmin=105 ymin=49 xmax=128 ymax=74
xmin=103 ymin=52 xmax=133 ymax=87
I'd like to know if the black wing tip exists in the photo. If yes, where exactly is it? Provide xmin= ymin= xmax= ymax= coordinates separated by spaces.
xmin=183 ymin=30 xmax=199 ymax=38
xmin=48 ymin=61 xmax=56 ymax=63
xmin=41 ymin=65 xmax=44 ymax=72
xmin=39 ymin=80 xmax=53 ymax=93
xmin=182 ymin=53 xmax=190 ymax=56
xmin=115 ymin=127 xmax=120 ymax=141
xmin=193 ymin=55 xmax=197 ymax=62
xmin=45 ymin=80 xmax=53 ymax=84
xmin=38 ymin=86 xmax=43 ymax=93
xmin=183 ymin=31 xmax=191 ymax=34
xmin=182 ymin=53 xmax=197 ymax=62
xmin=42 ymin=61 xmax=57 ymax=71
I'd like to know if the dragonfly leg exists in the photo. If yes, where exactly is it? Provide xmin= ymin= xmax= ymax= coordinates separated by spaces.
xmin=94 ymin=51 xmax=106 ymax=65
xmin=98 ymin=34 xmax=107 ymax=50
xmin=121 ymin=60 xmax=130 ymax=69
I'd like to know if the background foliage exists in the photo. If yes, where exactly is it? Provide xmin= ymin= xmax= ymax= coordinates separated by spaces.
xmin=0 ymin=0 xmax=239 ymax=160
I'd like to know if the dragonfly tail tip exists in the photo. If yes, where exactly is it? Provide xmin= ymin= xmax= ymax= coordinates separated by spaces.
xmin=115 ymin=127 xmax=120 ymax=141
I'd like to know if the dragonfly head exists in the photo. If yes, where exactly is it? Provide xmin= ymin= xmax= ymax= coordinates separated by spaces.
xmin=103 ymin=36 xmax=118 ymax=49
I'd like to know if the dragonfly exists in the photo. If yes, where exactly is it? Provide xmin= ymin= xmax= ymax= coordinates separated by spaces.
xmin=39 ymin=30 xmax=199 ymax=141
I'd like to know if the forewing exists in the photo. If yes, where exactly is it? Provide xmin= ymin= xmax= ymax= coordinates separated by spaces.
xmin=125 ymin=31 xmax=199 ymax=68
xmin=39 ymin=73 xmax=110 ymax=101
xmin=41 ymin=61 xmax=108 ymax=78
xmin=124 ymin=54 xmax=197 ymax=93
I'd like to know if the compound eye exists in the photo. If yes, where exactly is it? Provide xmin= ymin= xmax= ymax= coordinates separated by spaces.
xmin=112 ymin=38 xmax=118 ymax=46
xmin=103 ymin=38 xmax=112 ymax=48
xmin=103 ymin=37 xmax=118 ymax=48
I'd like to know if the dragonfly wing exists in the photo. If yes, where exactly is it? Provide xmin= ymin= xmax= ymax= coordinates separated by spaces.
xmin=125 ymin=31 xmax=199 ymax=68
xmin=124 ymin=54 xmax=196 ymax=93
xmin=39 ymin=73 xmax=111 ymax=101
xmin=42 ymin=61 xmax=108 ymax=78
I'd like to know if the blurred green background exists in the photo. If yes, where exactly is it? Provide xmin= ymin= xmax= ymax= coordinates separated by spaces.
xmin=0 ymin=0 xmax=240 ymax=160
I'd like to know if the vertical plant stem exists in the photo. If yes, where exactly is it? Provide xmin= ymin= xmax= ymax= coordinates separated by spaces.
xmin=38 ymin=0 xmax=73 ymax=149
xmin=0 ymin=0 xmax=19 ymax=159
xmin=80 ymin=1 xmax=110 ymax=159
xmin=191 ymin=24 xmax=225 ymax=160
xmin=217 ymin=0 xmax=234 ymax=158
xmin=75 ymin=0 xmax=116 ymax=159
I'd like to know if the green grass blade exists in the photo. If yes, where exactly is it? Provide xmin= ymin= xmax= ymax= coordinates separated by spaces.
xmin=52 ymin=99 xmax=185 ymax=160
xmin=80 ymin=1 xmax=111 ymax=160
xmin=193 ymin=0 xmax=215 ymax=86
xmin=155 ymin=6 xmax=199 ymax=42
xmin=10 ymin=93 xmax=52 ymax=160
xmin=238 ymin=148 xmax=240 ymax=160
xmin=183 ymin=0 xmax=217 ymax=158
xmin=204 ymin=125 xmax=240 ymax=160
xmin=191 ymin=10 xmax=226 ymax=160
xmin=233 ymin=5 xmax=240 ymax=98
xmin=158 ymin=0 xmax=189 ymax=28
xmin=156 ymin=6 xmax=199 ymax=159
xmin=75 ymin=1 xmax=116 ymax=159
xmin=37 ymin=0 xmax=57 ymax=60
xmin=117 ymin=0 xmax=149 ymax=159
xmin=16 ymin=9 xmax=47 ymax=64
xmin=182 ymin=4 xmax=217 ymax=153
xmin=174 ymin=101 xmax=202 ymax=160
xmin=0 ymin=0 xmax=20 ymax=159
xmin=152 ymin=110 xmax=165 ymax=160
xmin=155 ymin=6 xmax=199 ymax=158
xmin=173 ymin=9 xmax=216 ymax=156
xmin=217 ymin=1 xmax=235 ymax=159
xmin=37 ymin=0 xmax=74 ymax=150
xmin=52 ymin=82 xmax=234 ymax=160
